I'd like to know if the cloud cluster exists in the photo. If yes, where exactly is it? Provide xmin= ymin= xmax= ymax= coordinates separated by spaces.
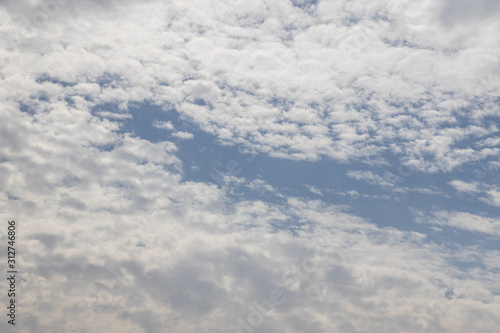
xmin=1 ymin=0 xmax=498 ymax=170
xmin=449 ymin=180 xmax=500 ymax=207
xmin=416 ymin=210 xmax=500 ymax=236
xmin=0 ymin=0 xmax=499 ymax=332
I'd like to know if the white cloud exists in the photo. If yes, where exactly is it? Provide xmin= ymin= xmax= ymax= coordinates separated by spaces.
xmin=153 ymin=120 xmax=174 ymax=131
xmin=96 ymin=111 xmax=132 ymax=120
xmin=172 ymin=131 xmax=194 ymax=140
xmin=347 ymin=170 xmax=401 ymax=188
xmin=418 ymin=210 xmax=500 ymax=236
xmin=449 ymin=180 xmax=480 ymax=193
xmin=448 ymin=180 xmax=500 ymax=208
xmin=478 ymin=137 xmax=500 ymax=148
xmin=247 ymin=179 xmax=277 ymax=194
xmin=484 ymin=190 xmax=500 ymax=207
xmin=1 ymin=0 xmax=498 ymax=171
xmin=306 ymin=184 xmax=323 ymax=196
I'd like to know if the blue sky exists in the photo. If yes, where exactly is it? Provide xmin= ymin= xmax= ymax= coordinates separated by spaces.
xmin=1 ymin=0 xmax=500 ymax=332
xmin=118 ymin=102 xmax=499 ymax=247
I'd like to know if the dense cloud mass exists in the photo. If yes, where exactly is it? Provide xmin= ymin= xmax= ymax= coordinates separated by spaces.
xmin=0 ymin=0 xmax=499 ymax=332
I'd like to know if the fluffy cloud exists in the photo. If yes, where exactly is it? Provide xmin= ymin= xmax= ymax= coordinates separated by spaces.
xmin=484 ymin=190 xmax=500 ymax=207
xmin=1 ymin=0 xmax=499 ymax=170
xmin=448 ymin=180 xmax=500 ymax=208
xmin=449 ymin=180 xmax=480 ymax=193
xmin=427 ymin=211 xmax=500 ymax=236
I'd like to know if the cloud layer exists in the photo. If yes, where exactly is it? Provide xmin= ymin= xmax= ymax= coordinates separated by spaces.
xmin=0 ymin=1 xmax=499 ymax=332
xmin=2 ymin=0 xmax=499 ymax=169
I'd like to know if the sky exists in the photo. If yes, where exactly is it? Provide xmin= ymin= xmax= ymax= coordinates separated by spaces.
xmin=0 ymin=0 xmax=499 ymax=332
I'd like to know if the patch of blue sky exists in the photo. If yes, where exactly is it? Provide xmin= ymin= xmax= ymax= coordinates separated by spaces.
xmin=95 ymin=101 xmax=500 ymax=253
xmin=35 ymin=73 xmax=76 ymax=88
xmin=18 ymin=102 xmax=34 ymax=114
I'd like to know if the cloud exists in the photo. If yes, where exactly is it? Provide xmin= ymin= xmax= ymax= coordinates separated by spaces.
xmin=417 ymin=210 xmax=500 ymax=236
xmin=12 ymin=183 xmax=500 ymax=332
xmin=152 ymin=120 xmax=174 ymax=131
xmin=306 ymin=184 xmax=323 ymax=196
xmin=247 ymin=179 xmax=277 ymax=194
xmin=449 ymin=180 xmax=480 ymax=193
xmin=448 ymin=180 xmax=500 ymax=208
xmin=437 ymin=0 xmax=500 ymax=26
xmin=484 ymin=190 xmax=500 ymax=207
xmin=347 ymin=170 xmax=400 ymax=188
xmin=172 ymin=131 xmax=194 ymax=140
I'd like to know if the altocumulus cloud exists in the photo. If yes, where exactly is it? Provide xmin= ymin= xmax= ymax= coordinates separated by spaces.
xmin=0 ymin=0 xmax=499 ymax=332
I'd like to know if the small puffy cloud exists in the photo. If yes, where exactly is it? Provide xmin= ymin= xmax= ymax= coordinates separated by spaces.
xmin=306 ymin=184 xmax=323 ymax=196
xmin=172 ymin=131 xmax=194 ymax=140
xmin=478 ymin=137 xmax=500 ymax=148
xmin=247 ymin=179 xmax=276 ymax=193
xmin=484 ymin=190 xmax=500 ymax=207
xmin=448 ymin=180 xmax=500 ymax=208
xmin=449 ymin=180 xmax=480 ymax=193
xmin=153 ymin=120 xmax=174 ymax=131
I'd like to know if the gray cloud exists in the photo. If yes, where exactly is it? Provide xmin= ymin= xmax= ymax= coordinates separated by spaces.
xmin=438 ymin=0 xmax=500 ymax=26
